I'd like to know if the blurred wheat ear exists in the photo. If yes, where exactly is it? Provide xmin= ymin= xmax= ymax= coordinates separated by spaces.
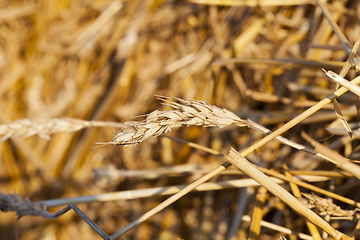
xmin=0 ymin=118 xmax=125 ymax=142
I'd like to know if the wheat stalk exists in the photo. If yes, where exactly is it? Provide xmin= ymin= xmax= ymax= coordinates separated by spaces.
xmin=227 ymin=148 xmax=351 ymax=240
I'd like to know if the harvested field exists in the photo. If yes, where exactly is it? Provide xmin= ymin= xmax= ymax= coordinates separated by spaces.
xmin=0 ymin=0 xmax=360 ymax=239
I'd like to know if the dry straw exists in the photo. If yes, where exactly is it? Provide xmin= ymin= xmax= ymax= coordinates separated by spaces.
xmin=226 ymin=148 xmax=351 ymax=240
xmin=2 ymin=0 xmax=360 ymax=239
xmin=241 ymin=215 xmax=313 ymax=240
xmin=34 ymin=174 xmax=330 ymax=208
xmin=324 ymin=70 xmax=360 ymax=97
xmin=283 ymin=165 xmax=321 ymax=240
xmin=302 ymin=132 xmax=360 ymax=181
xmin=2 ymin=93 xmax=356 ymax=239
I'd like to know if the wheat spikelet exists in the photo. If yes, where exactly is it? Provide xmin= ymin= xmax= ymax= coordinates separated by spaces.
xmin=108 ymin=96 xmax=248 ymax=146
xmin=0 ymin=118 xmax=125 ymax=142
xmin=107 ymin=96 xmax=325 ymax=160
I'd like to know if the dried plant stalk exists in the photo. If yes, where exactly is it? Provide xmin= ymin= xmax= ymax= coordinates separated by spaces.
xmin=17 ymin=174 xmax=329 ymax=208
xmin=302 ymin=132 xmax=360 ymax=180
xmin=316 ymin=0 xmax=360 ymax=71
xmin=249 ymin=187 xmax=267 ymax=239
xmin=325 ymin=70 xmax=360 ymax=97
xmin=283 ymin=166 xmax=322 ymax=240
xmin=242 ymin=215 xmax=313 ymax=240
xmin=227 ymin=148 xmax=351 ymax=240
xmin=328 ymin=37 xmax=360 ymax=138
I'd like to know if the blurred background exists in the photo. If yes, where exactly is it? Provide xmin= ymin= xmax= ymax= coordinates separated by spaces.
xmin=0 ymin=0 xmax=360 ymax=239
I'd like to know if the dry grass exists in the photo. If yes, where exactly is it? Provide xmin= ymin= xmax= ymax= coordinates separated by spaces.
xmin=1 ymin=0 xmax=360 ymax=240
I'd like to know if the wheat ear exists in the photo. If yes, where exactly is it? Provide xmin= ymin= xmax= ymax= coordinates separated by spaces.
xmin=107 ymin=96 xmax=247 ymax=145
xmin=107 ymin=96 xmax=324 ymax=158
